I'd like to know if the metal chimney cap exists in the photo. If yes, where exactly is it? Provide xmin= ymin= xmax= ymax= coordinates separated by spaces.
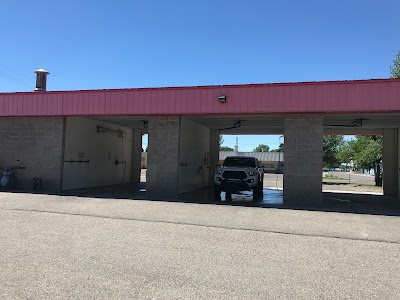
xmin=34 ymin=68 xmax=50 ymax=74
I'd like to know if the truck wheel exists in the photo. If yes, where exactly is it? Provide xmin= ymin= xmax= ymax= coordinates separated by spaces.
xmin=225 ymin=192 xmax=232 ymax=202
xmin=252 ymin=189 xmax=262 ymax=201
xmin=253 ymin=181 xmax=263 ymax=201
xmin=258 ymin=178 xmax=264 ymax=190
xmin=214 ymin=184 xmax=221 ymax=200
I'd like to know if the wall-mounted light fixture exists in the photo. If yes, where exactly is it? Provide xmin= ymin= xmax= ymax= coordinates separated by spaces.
xmin=218 ymin=95 xmax=227 ymax=103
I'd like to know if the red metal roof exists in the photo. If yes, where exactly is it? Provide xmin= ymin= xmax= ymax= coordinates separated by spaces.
xmin=0 ymin=78 xmax=399 ymax=117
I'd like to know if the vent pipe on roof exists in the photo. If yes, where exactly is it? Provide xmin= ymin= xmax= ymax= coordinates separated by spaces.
xmin=34 ymin=69 xmax=50 ymax=92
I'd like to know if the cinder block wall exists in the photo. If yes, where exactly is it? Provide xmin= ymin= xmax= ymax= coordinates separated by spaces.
xmin=0 ymin=117 xmax=65 ymax=192
xmin=283 ymin=114 xmax=323 ymax=204
xmin=146 ymin=116 xmax=180 ymax=199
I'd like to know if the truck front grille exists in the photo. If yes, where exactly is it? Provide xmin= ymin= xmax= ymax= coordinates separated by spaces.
xmin=222 ymin=171 xmax=247 ymax=180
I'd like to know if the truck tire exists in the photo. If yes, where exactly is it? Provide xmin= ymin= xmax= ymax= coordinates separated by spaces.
xmin=258 ymin=177 xmax=264 ymax=190
xmin=253 ymin=180 xmax=263 ymax=201
xmin=225 ymin=192 xmax=232 ymax=202
xmin=214 ymin=184 xmax=221 ymax=200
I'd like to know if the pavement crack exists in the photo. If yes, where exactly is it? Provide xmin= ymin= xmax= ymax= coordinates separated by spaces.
xmin=1 ymin=207 xmax=399 ymax=245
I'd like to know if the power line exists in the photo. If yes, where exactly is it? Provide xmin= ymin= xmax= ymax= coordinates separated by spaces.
xmin=0 ymin=65 xmax=32 ymax=89
xmin=0 ymin=64 xmax=31 ymax=83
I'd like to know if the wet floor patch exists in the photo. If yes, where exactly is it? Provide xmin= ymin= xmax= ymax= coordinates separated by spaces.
xmin=189 ymin=188 xmax=284 ymax=205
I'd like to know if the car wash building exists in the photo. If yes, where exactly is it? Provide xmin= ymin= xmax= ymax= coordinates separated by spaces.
xmin=1 ymin=70 xmax=400 ymax=204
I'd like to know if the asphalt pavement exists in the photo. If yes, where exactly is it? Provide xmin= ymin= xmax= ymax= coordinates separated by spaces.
xmin=326 ymin=171 xmax=376 ymax=186
xmin=0 ymin=192 xmax=399 ymax=299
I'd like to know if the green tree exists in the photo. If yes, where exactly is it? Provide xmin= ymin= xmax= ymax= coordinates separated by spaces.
xmin=219 ymin=135 xmax=230 ymax=151
xmin=323 ymin=135 xmax=344 ymax=168
xmin=336 ymin=140 xmax=355 ymax=169
xmin=390 ymin=50 xmax=400 ymax=79
xmin=253 ymin=144 xmax=270 ymax=152
xmin=352 ymin=136 xmax=383 ymax=186
xmin=271 ymin=143 xmax=284 ymax=152
xmin=336 ymin=136 xmax=383 ymax=186
xmin=220 ymin=146 xmax=234 ymax=151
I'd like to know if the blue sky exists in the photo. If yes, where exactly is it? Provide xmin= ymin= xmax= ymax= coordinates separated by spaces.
xmin=1 ymin=0 xmax=399 ymax=151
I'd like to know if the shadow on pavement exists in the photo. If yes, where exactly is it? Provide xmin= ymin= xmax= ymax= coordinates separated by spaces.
xmin=322 ymin=192 xmax=400 ymax=216
xmin=2 ymin=183 xmax=400 ymax=217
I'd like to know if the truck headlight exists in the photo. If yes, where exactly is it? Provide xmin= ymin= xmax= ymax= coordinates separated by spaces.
xmin=216 ymin=170 xmax=223 ymax=175
xmin=248 ymin=171 xmax=256 ymax=176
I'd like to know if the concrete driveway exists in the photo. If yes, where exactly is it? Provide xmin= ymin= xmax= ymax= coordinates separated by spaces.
xmin=0 ymin=192 xmax=399 ymax=299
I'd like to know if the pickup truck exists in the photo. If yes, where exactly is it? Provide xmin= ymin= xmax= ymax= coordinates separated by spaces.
xmin=214 ymin=156 xmax=264 ymax=201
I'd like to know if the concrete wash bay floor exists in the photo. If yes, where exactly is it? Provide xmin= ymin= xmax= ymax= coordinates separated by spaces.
xmin=59 ymin=171 xmax=398 ymax=216
xmin=0 ymin=192 xmax=399 ymax=299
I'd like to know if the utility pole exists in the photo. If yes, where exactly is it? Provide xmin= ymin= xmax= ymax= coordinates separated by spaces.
xmin=234 ymin=137 xmax=238 ymax=154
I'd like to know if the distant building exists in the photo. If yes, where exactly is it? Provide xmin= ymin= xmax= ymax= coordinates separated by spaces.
xmin=219 ymin=151 xmax=284 ymax=174
xmin=141 ymin=151 xmax=284 ymax=173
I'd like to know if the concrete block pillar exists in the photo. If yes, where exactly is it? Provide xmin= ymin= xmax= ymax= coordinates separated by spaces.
xmin=283 ymin=114 xmax=323 ymax=204
xmin=209 ymin=130 xmax=220 ymax=187
xmin=383 ymin=128 xmax=399 ymax=196
xmin=146 ymin=116 xmax=181 ymax=199
xmin=131 ymin=129 xmax=143 ymax=184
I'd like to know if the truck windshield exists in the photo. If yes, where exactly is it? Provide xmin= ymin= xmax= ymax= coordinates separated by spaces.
xmin=223 ymin=157 xmax=256 ymax=168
